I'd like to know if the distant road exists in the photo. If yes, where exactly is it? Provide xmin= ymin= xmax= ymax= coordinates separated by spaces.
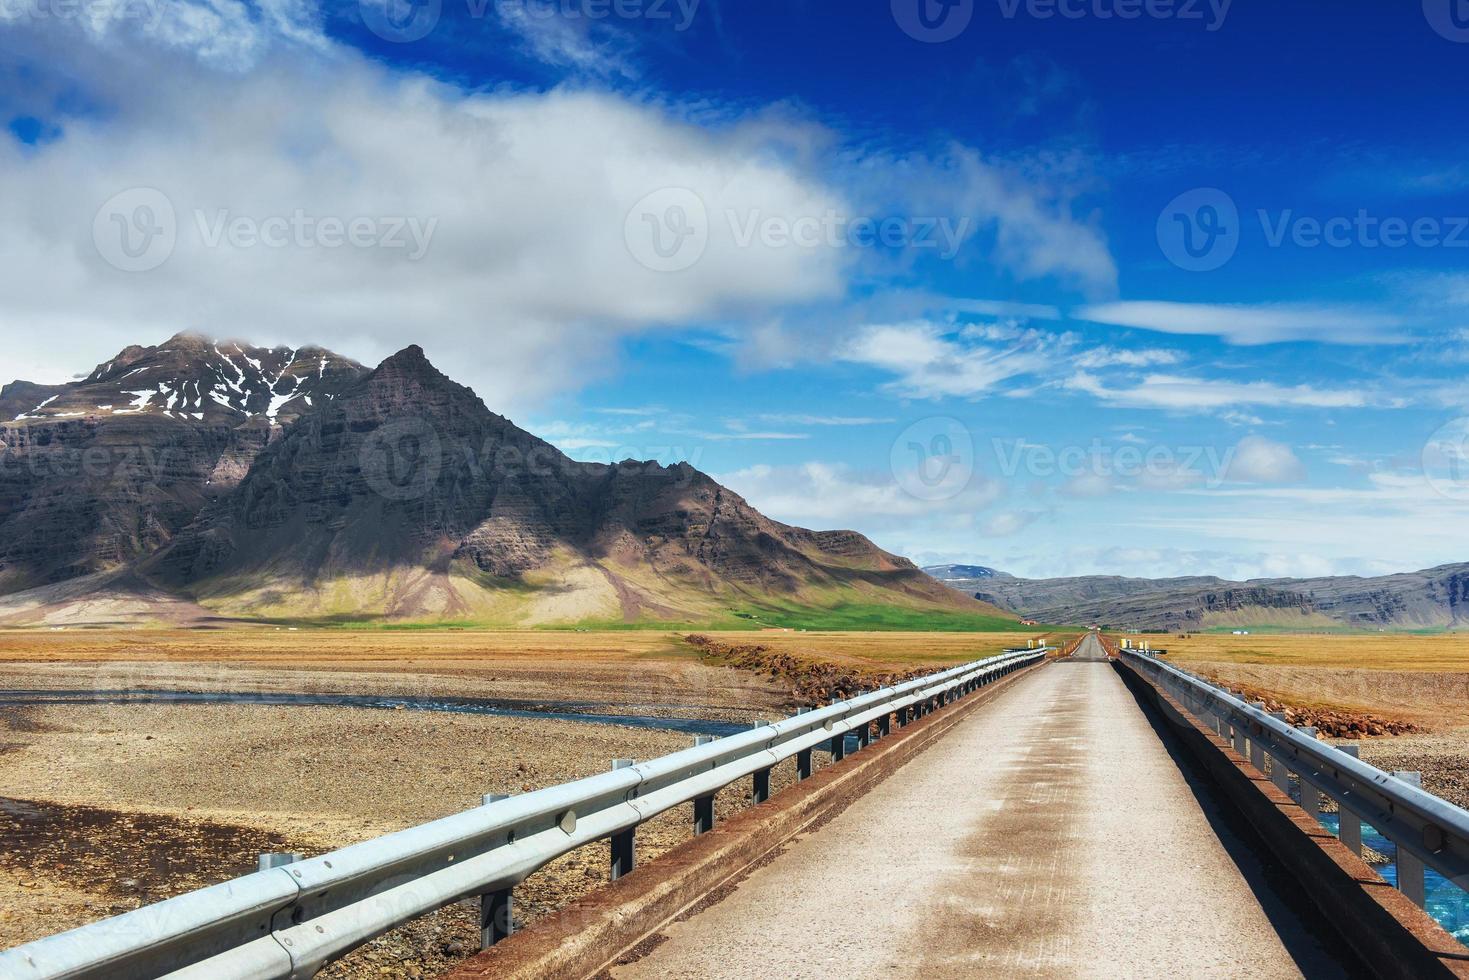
xmin=612 ymin=657 xmax=1347 ymax=978
xmin=1071 ymin=632 xmax=1111 ymax=661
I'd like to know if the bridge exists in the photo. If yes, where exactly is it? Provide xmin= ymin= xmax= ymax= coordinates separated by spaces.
xmin=4 ymin=637 xmax=1468 ymax=978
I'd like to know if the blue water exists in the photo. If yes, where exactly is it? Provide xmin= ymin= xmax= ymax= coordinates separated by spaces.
xmin=1294 ymin=783 xmax=1469 ymax=942
xmin=0 ymin=689 xmax=748 ymax=737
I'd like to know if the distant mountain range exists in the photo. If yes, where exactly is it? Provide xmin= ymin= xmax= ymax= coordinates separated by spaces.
xmin=0 ymin=333 xmax=1008 ymax=629
xmin=924 ymin=564 xmax=1469 ymax=631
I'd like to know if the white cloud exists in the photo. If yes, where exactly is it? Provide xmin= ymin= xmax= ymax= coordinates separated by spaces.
xmin=1224 ymin=436 xmax=1305 ymax=483
xmin=980 ymin=509 xmax=1046 ymax=536
xmin=1072 ymin=346 xmax=1183 ymax=369
xmin=839 ymin=321 xmax=1058 ymax=399
xmin=756 ymin=414 xmax=896 ymax=426
xmin=1069 ymin=372 xmax=1381 ymax=412
xmin=1076 ymin=301 xmax=1406 ymax=346
xmin=1061 ymin=472 xmax=1113 ymax=498
xmin=0 ymin=40 xmax=857 ymax=413
xmin=495 ymin=0 xmax=641 ymax=79
xmin=718 ymin=461 xmax=1004 ymax=527
xmin=0 ymin=0 xmax=329 ymax=70
xmin=2 ymin=15 xmax=1132 ymax=415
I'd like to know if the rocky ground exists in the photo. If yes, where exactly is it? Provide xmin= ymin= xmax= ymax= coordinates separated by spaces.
xmin=0 ymin=646 xmax=812 ymax=977
xmin=1350 ymin=732 xmax=1469 ymax=812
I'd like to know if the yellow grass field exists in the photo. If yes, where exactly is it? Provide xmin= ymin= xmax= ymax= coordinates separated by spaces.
xmin=1146 ymin=632 xmax=1469 ymax=729
xmin=1156 ymin=632 xmax=1469 ymax=673
xmin=0 ymin=628 xmax=1051 ymax=676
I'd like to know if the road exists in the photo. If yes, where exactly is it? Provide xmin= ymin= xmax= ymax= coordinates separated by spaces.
xmin=612 ymin=639 xmax=1349 ymax=979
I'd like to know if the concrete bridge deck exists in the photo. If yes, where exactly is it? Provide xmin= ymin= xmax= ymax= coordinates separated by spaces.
xmin=612 ymin=638 xmax=1351 ymax=978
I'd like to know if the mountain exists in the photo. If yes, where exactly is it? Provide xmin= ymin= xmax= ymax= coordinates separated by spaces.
xmin=923 ymin=564 xmax=1012 ymax=582
xmin=928 ymin=564 xmax=1469 ymax=631
xmin=0 ymin=333 xmax=367 ymax=595
xmin=1 ymin=340 xmax=1010 ymax=629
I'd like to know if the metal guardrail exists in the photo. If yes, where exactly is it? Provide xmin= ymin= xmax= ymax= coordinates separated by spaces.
xmin=0 ymin=648 xmax=1046 ymax=980
xmin=1122 ymin=649 xmax=1469 ymax=910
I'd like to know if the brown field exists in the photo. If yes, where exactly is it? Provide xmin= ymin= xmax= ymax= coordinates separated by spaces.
xmin=1152 ymin=631 xmax=1469 ymax=728
xmin=0 ymin=627 xmax=1044 ymax=672
xmin=1134 ymin=630 xmax=1469 ymax=815
xmin=0 ymin=627 xmax=1041 ymax=974
xmin=1159 ymin=631 xmax=1469 ymax=673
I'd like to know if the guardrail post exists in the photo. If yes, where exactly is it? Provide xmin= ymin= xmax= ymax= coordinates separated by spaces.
xmin=753 ymin=766 xmax=772 ymax=803
xmin=843 ymin=733 xmax=860 ymax=756
xmin=797 ymin=747 xmax=813 ymax=779
xmin=1267 ymin=712 xmax=1292 ymax=793
xmin=691 ymin=735 xmax=719 ymax=833
xmin=477 ymin=793 xmax=517 ymax=948
xmin=879 ymin=713 xmax=892 ymax=737
xmin=857 ymin=722 xmax=871 ymax=749
xmin=257 ymin=852 xmax=302 ymax=872
xmin=693 ymin=794 xmax=716 ymax=835
xmin=481 ymin=888 xmax=513 ymax=949
xmin=1248 ymin=708 xmax=1267 ymax=772
xmin=1296 ymin=727 xmax=1320 ymax=821
xmin=830 ymin=732 xmax=846 ymax=761
xmin=1336 ymin=744 xmax=1363 ymax=855
xmin=610 ymin=760 xmax=637 ymax=880
xmin=1393 ymin=771 xmax=1427 ymax=907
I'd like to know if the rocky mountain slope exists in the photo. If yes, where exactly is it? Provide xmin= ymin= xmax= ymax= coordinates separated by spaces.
xmin=0 ymin=333 xmax=367 ymax=594
xmin=1 ymin=339 xmax=1004 ymax=628
xmin=925 ymin=564 xmax=1469 ymax=630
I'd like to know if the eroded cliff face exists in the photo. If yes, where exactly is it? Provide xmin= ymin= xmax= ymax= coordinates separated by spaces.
xmin=0 ymin=333 xmax=365 ymax=594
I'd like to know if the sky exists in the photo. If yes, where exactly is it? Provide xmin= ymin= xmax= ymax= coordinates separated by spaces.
xmin=3 ymin=0 xmax=1469 ymax=579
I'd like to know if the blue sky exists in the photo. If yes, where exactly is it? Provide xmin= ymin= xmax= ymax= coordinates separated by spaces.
xmin=3 ymin=0 xmax=1469 ymax=578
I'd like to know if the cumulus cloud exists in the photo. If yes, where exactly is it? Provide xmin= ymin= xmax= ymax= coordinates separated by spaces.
xmin=1225 ymin=436 xmax=1305 ymax=483
xmin=1 ymin=9 xmax=1128 ymax=412
xmin=0 ymin=39 xmax=854 ymax=408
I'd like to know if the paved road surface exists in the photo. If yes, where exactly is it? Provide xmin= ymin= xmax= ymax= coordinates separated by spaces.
xmin=613 ymin=641 xmax=1348 ymax=979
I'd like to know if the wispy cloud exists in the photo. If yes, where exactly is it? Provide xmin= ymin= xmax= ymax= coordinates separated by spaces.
xmin=839 ymin=320 xmax=1059 ymax=400
xmin=495 ymin=1 xmax=641 ymax=79
xmin=1069 ymin=372 xmax=1388 ymax=412
xmin=1075 ymin=301 xmax=1407 ymax=346
xmin=756 ymin=413 xmax=896 ymax=426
